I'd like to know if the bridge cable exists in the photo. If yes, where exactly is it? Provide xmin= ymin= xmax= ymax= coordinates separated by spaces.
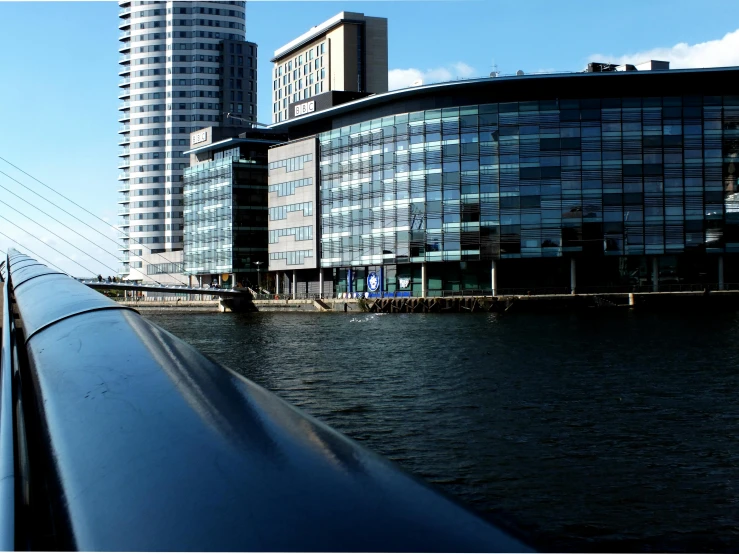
xmin=0 ymin=159 xmax=190 ymax=283
xmin=0 ymin=197 xmax=173 ymax=286
xmin=0 ymin=199 xmax=126 ymax=278
xmin=0 ymin=172 xmax=176 ymax=285
xmin=0 ymin=177 xmax=163 ymax=285
xmin=0 ymin=214 xmax=104 ymax=277
xmin=0 ymin=230 xmax=68 ymax=274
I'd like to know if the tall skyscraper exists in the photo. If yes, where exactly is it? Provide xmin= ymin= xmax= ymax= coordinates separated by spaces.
xmin=271 ymin=12 xmax=388 ymax=123
xmin=118 ymin=0 xmax=257 ymax=281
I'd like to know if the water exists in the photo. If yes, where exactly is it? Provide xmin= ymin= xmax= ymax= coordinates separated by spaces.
xmin=143 ymin=309 xmax=739 ymax=552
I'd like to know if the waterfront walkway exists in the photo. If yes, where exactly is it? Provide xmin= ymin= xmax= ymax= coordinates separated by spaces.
xmin=114 ymin=288 xmax=739 ymax=313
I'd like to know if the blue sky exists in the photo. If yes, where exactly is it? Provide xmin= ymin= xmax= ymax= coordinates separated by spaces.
xmin=0 ymin=0 xmax=738 ymax=275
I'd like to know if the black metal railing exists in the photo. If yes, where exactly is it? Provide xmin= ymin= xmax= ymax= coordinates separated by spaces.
xmin=3 ymin=249 xmax=531 ymax=552
xmin=0 ymin=260 xmax=14 ymax=551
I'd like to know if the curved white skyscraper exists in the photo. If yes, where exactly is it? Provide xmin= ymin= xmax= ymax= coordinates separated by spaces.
xmin=118 ymin=0 xmax=256 ymax=281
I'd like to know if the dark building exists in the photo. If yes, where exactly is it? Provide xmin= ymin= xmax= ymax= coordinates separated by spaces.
xmin=263 ymin=65 xmax=739 ymax=297
xmin=221 ymin=39 xmax=258 ymax=126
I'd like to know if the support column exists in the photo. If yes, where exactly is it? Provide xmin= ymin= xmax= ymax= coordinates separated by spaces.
xmin=319 ymin=268 xmax=324 ymax=298
xmin=188 ymin=275 xmax=193 ymax=287
xmin=491 ymin=259 xmax=498 ymax=297
xmin=570 ymin=258 xmax=577 ymax=295
xmin=652 ymin=257 xmax=659 ymax=293
xmin=421 ymin=262 xmax=427 ymax=298
xmin=719 ymin=256 xmax=725 ymax=290
xmin=275 ymin=273 xmax=280 ymax=295
xmin=231 ymin=273 xmax=236 ymax=290
xmin=292 ymin=270 xmax=297 ymax=298
xmin=347 ymin=269 xmax=352 ymax=296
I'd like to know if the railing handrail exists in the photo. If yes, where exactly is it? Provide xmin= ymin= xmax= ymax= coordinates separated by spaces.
xmin=5 ymin=249 xmax=530 ymax=551
xmin=0 ymin=260 xmax=14 ymax=551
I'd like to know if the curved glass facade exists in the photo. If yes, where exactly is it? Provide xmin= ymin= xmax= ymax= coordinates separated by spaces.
xmin=317 ymin=95 xmax=739 ymax=294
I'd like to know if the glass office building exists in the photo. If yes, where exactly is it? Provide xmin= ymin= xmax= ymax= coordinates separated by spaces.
xmin=184 ymin=132 xmax=282 ymax=287
xmin=267 ymin=66 xmax=739 ymax=296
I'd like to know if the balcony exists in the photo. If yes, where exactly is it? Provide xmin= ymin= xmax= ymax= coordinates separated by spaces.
xmin=118 ymin=206 xmax=131 ymax=216
xmin=118 ymin=159 xmax=130 ymax=170
xmin=119 ymin=101 xmax=130 ymax=110
xmin=119 ymin=54 xmax=131 ymax=65
xmin=119 ymin=111 xmax=130 ymax=123
xmin=119 ymin=66 xmax=131 ymax=76
xmin=118 ymin=89 xmax=131 ymax=100
xmin=119 ymin=42 xmax=131 ymax=53
xmin=118 ymin=77 xmax=130 ymax=87
xmin=117 ymin=184 xmax=130 ymax=193
xmin=119 ymin=147 xmax=130 ymax=156
xmin=118 ymin=172 xmax=130 ymax=181
xmin=119 ymin=6 xmax=131 ymax=16
xmin=119 ymin=30 xmax=131 ymax=40
xmin=118 ymin=194 xmax=130 ymax=203
xmin=118 ymin=136 xmax=130 ymax=147
xmin=119 ymin=19 xmax=131 ymax=30
xmin=118 ymin=125 xmax=130 ymax=134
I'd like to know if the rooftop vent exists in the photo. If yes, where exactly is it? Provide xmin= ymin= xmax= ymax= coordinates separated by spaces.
xmin=516 ymin=69 xmax=524 ymax=76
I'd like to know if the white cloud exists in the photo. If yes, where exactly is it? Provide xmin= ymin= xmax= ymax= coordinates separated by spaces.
xmin=590 ymin=28 xmax=739 ymax=69
xmin=388 ymin=62 xmax=476 ymax=90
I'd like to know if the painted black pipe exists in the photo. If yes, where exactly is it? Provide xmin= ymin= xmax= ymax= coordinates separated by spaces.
xmin=8 ymin=250 xmax=532 ymax=552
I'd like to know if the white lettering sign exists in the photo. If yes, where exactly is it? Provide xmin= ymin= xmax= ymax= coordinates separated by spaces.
xmin=293 ymin=101 xmax=316 ymax=117
xmin=191 ymin=131 xmax=208 ymax=145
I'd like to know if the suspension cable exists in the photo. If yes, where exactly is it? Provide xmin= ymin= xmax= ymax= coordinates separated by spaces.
xmin=0 ymin=173 xmax=182 ymax=285
xmin=0 ymin=215 xmax=101 ymax=277
xmin=0 ymin=200 xmax=123 ymax=277
xmin=0 ymin=230 xmax=68 ymax=274
xmin=0 ymin=157 xmax=189 ymax=279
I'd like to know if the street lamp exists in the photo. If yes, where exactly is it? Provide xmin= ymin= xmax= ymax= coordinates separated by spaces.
xmin=253 ymin=261 xmax=263 ymax=292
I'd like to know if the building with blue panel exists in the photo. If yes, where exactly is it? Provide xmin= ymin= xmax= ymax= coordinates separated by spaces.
xmin=261 ymin=64 xmax=739 ymax=297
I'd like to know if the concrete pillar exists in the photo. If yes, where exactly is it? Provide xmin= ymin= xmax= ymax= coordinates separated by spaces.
xmin=570 ymin=258 xmax=577 ymax=295
xmin=421 ymin=262 xmax=427 ymax=298
xmin=319 ymin=268 xmax=324 ymax=298
xmin=188 ymin=275 xmax=193 ymax=287
xmin=719 ymin=256 xmax=725 ymax=290
xmin=652 ymin=257 xmax=659 ymax=293
xmin=231 ymin=273 xmax=236 ymax=290
xmin=292 ymin=270 xmax=297 ymax=298
xmin=491 ymin=259 xmax=498 ymax=297
xmin=275 ymin=273 xmax=280 ymax=295
xmin=347 ymin=269 xmax=352 ymax=295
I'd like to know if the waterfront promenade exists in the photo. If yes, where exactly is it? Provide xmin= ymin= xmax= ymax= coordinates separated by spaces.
xmin=116 ymin=288 xmax=739 ymax=313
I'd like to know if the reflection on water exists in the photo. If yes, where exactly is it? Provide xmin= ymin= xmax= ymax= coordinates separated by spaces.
xmin=145 ymin=309 xmax=739 ymax=552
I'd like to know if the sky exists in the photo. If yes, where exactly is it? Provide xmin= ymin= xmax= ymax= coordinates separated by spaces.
xmin=1 ymin=0 xmax=738 ymax=276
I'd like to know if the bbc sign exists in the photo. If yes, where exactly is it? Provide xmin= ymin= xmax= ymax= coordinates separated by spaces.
xmin=191 ymin=130 xmax=208 ymax=145
xmin=294 ymin=101 xmax=315 ymax=117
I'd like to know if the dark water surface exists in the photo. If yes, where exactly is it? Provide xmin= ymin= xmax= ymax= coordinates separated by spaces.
xmin=144 ymin=309 xmax=739 ymax=552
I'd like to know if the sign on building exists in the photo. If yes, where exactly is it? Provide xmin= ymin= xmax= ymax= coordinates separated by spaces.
xmin=294 ymin=101 xmax=315 ymax=117
xmin=191 ymin=131 xmax=208 ymax=145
